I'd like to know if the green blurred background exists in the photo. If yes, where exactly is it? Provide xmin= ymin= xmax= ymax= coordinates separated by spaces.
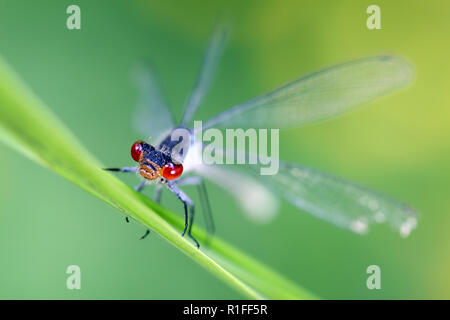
xmin=0 ymin=0 xmax=449 ymax=299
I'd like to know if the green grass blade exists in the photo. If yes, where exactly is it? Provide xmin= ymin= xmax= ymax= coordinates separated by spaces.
xmin=0 ymin=55 xmax=317 ymax=300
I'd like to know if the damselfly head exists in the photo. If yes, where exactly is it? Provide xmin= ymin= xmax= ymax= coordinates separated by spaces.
xmin=131 ymin=140 xmax=183 ymax=180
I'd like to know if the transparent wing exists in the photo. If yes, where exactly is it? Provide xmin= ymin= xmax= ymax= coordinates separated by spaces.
xmin=131 ymin=61 xmax=175 ymax=143
xmin=249 ymin=162 xmax=418 ymax=236
xmin=182 ymin=142 xmax=279 ymax=223
xmin=196 ymin=164 xmax=279 ymax=223
xmin=181 ymin=24 xmax=228 ymax=126
xmin=203 ymin=56 xmax=414 ymax=130
xmin=184 ymin=141 xmax=418 ymax=235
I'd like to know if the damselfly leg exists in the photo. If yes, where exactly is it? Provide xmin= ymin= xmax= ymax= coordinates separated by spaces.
xmin=154 ymin=183 xmax=163 ymax=203
xmin=134 ymin=180 xmax=148 ymax=192
xmin=177 ymin=176 xmax=214 ymax=243
xmin=104 ymin=167 xmax=137 ymax=224
xmin=165 ymin=181 xmax=199 ymax=248
xmin=104 ymin=167 xmax=153 ymax=237
xmin=104 ymin=167 xmax=137 ymax=173
xmin=104 ymin=168 xmax=202 ymax=247
xmin=140 ymin=229 xmax=150 ymax=240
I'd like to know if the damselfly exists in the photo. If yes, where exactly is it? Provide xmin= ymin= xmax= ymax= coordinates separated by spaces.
xmin=106 ymin=26 xmax=417 ymax=248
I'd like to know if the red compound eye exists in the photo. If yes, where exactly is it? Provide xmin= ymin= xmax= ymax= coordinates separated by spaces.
xmin=131 ymin=141 xmax=143 ymax=162
xmin=161 ymin=162 xmax=183 ymax=180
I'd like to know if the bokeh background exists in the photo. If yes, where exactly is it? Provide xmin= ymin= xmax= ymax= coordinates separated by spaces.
xmin=0 ymin=0 xmax=449 ymax=299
